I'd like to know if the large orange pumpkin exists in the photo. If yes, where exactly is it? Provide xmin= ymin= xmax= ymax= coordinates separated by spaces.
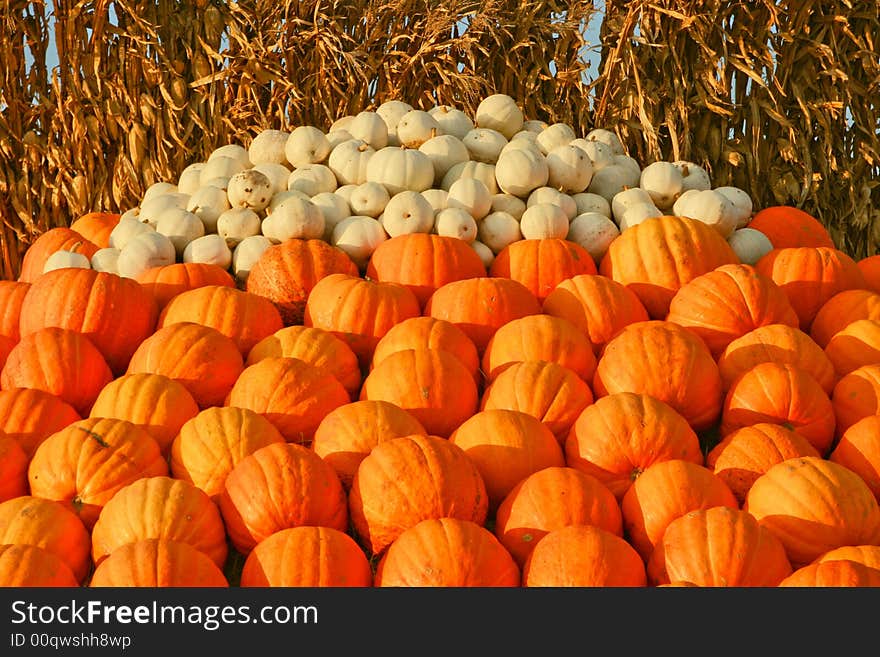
xmin=348 ymin=433 xmax=488 ymax=556
xmin=816 ymin=545 xmax=880 ymax=570
xmin=809 ymin=288 xmax=880 ymax=349
xmin=592 ymin=320 xmax=723 ymax=431
xmin=89 ymin=538 xmax=229 ymax=587
xmin=0 ymin=388 xmax=80 ymax=458
xmin=136 ymin=262 xmax=236 ymax=312
xmin=858 ymin=255 xmax=880 ymax=294
xmin=829 ymin=414 xmax=880 ymax=501
xmin=18 ymin=227 xmax=99 ymax=283
xmin=778 ymin=560 xmax=880 ymax=587
xmin=219 ymin=442 xmax=348 ymax=555
xmin=747 ymin=205 xmax=835 ymax=249
xmin=824 ymin=319 xmax=880 ymax=379
xmin=598 ymin=214 xmax=740 ymax=319
xmin=0 ymin=280 xmax=30 ymax=342
xmin=0 ymin=435 xmax=28 ymax=503
xmin=375 ymin=518 xmax=520 ymax=587
xmin=0 ymin=544 xmax=80 ymax=587
xmin=564 ymin=392 xmax=703 ymax=501
xmin=69 ymin=212 xmax=120 ymax=249
xmin=489 ymin=238 xmax=598 ymax=302
xmin=831 ymin=363 xmax=880 ymax=439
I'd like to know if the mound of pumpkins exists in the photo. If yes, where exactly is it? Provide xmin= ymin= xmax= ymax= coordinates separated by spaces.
xmin=4 ymin=93 xmax=880 ymax=588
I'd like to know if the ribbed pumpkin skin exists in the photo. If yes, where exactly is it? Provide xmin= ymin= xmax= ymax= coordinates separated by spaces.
xmin=0 ymin=280 xmax=30 ymax=341
xmin=707 ymin=423 xmax=821 ymax=505
xmin=89 ymin=373 xmax=200 ymax=455
xmin=127 ymin=322 xmax=244 ymax=409
xmin=620 ymin=459 xmax=739 ymax=561
xmin=494 ymin=466 xmax=623 ymax=567
xmin=170 ymin=406 xmax=286 ymax=502
xmin=365 ymin=233 xmax=488 ymax=308
xmin=718 ymin=323 xmax=837 ymax=394
xmin=246 ymin=326 xmax=362 ymax=398
xmin=753 ymin=246 xmax=867 ymax=331
xmin=304 ymin=273 xmax=422 ymax=368
xmin=816 ymin=545 xmax=880 ymax=569
xmin=136 ymin=262 xmax=235 ymax=311
xmin=592 ymin=320 xmax=723 ymax=431
xmin=858 ymin=255 xmax=880 ymax=294
xmin=522 ymin=524 xmax=647 ymax=587
xmin=91 ymin=476 xmax=228 ymax=569
xmin=829 ymin=415 xmax=880 ymax=501
xmin=69 ymin=212 xmax=120 ymax=249
xmin=375 ymin=518 xmax=520 ymax=588
xmin=0 ymin=544 xmax=80 ymax=587
xmin=0 ymin=388 xmax=80 ymax=458
xmin=778 ymin=560 xmax=880 ymax=587
xmin=647 ymin=506 xmax=792 ymax=587
xmin=370 ymin=316 xmax=480 ymax=382
xmin=159 ymin=285 xmax=284 ymax=356
xmin=19 ymin=268 xmax=158 ymax=375
xmin=28 ymin=417 xmax=169 ymax=529
xmin=360 ymin=348 xmax=478 ymax=438
xmin=745 ymin=456 xmax=880 ymax=567
xmin=246 ymin=238 xmax=359 ymax=325
xmin=564 ymin=392 xmax=703 ymax=501
xmin=18 ymin=227 xmax=99 ymax=283
xmin=312 ymin=400 xmax=427 ymax=491
xmin=598 ymin=215 xmax=740 ymax=319
xmin=810 ymin=289 xmax=880 ymax=349
xmin=227 ymin=357 xmax=350 ymax=444
xmin=449 ymin=409 xmax=566 ymax=510
xmin=89 ymin=538 xmax=229 ymax=587
xmin=831 ymin=363 xmax=880 ymax=439
xmin=665 ymin=264 xmax=800 ymax=358
xmin=424 ymin=277 xmax=542 ymax=354
xmin=241 ymin=526 xmax=373 ymax=587
xmin=0 ymin=435 xmax=28 ymax=503
xmin=219 ymin=442 xmax=348 ymax=555
xmin=349 ymin=434 xmax=489 ymax=557
xmin=0 ymin=496 xmax=91 ymax=582
xmin=825 ymin=319 xmax=880 ymax=379
xmin=720 ymin=362 xmax=835 ymax=455
xmin=489 ymin=238 xmax=598 ymax=302
xmin=480 ymin=360 xmax=594 ymax=443
xmin=542 ymin=274 xmax=650 ymax=352
xmin=747 ymin=206 xmax=835 ymax=250
xmin=1 ymin=327 xmax=113 ymax=416
xmin=481 ymin=314 xmax=596 ymax=382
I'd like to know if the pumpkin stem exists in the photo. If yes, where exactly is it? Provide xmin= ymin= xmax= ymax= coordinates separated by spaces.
xmin=77 ymin=426 xmax=110 ymax=448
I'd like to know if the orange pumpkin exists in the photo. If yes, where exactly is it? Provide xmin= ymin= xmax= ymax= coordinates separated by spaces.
xmin=829 ymin=414 xmax=880 ymax=501
xmin=89 ymin=538 xmax=229 ymax=587
xmin=778 ymin=560 xmax=880 ymax=587
xmin=18 ymin=227 xmax=99 ymax=283
xmin=816 ymin=545 xmax=880 ymax=570
xmin=564 ymin=392 xmax=703 ymax=501
xmin=592 ymin=320 xmax=723 ymax=431
xmin=0 ymin=435 xmax=28 ymax=503
xmin=810 ymin=288 xmax=880 ymax=349
xmin=219 ymin=442 xmax=348 ymax=555
xmin=747 ymin=205 xmax=835 ymax=249
xmin=69 ymin=212 xmax=121 ymax=249
xmin=0 ymin=280 xmax=31 ymax=342
xmin=824 ymin=319 xmax=880 ymax=379
xmin=241 ymin=526 xmax=373 ymax=587
xmin=0 ymin=544 xmax=79 ymax=587
xmin=348 ymin=434 xmax=488 ymax=556
xmin=136 ymin=262 xmax=236 ymax=312
xmin=831 ymin=363 xmax=880 ymax=439
xmin=489 ymin=238 xmax=598 ymax=302
xmin=0 ymin=388 xmax=80 ymax=458
xmin=375 ymin=518 xmax=520 ymax=587
xmin=857 ymin=254 xmax=880 ymax=294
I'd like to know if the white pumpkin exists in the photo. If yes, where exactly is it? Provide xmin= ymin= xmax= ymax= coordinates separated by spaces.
xmin=268 ymin=189 xmax=312 ymax=213
xmin=618 ymin=203 xmax=663 ymax=232
xmin=728 ymin=228 xmax=773 ymax=265
xmin=227 ymin=168 xmax=273 ymax=212
xmin=428 ymin=105 xmax=474 ymax=140
xmin=376 ymin=100 xmax=414 ymax=146
xmin=287 ymin=163 xmax=338 ymax=197
xmin=474 ymin=94 xmax=523 ymax=140
xmin=310 ymin=192 xmax=352 ymax=241
xmin=640 ymin=161 xmax=684 ymax=210
xmin=585 ymin=128 xmax=624 ymax=155
xmin=494 ymin=148 xmax=549 ymax=198
xmin=109 ymin=216 xmax=154 ymax=250
xmin=478 ymin=211 xmax=522 ymax=253
xmin=470 ymin=240 xmax=495 ymax=269
xmin=262 ymin=196 xmax=325 ymax=242
xmin=614 ymin=154 xmax=643 ymax=181
xmin=347 ymin=111 xmax=389 ymax=150
xmin=381 ymin=191 xmax=435 ymax=237
xmin=155 ymin=207 xmax=206 ymax=258
xmin=672 ymin=189 xmax=701 ymax=217
xmin=419 ymin=134 xmax=470 ymax=186
xmin=434 ymin=208 xmax=478 ymax=243
xmin=490 ymin=193 xmax=526 ymax=220
xmin=674 ymin=161 xmax=712 ymax=192
xmin=567 ymin=212 xmax=620 ymax=261
xmin=199 ymin=155 xmax=247 ymax=187
xmin=208 ymin=144 xmax=251 ymax=169
xmin=673 ymin=188 xmax=737 ymax=238
xmin=462 ymin=128 xmax=508 ymax=164
xmin=142 ymin=181 xmax=178 ymax=204
xmin=43 ymin=250 xmax=91 ymax=274
xmin=520 ymin=203 xmax=569 ymax=240
xmin=502 ymin=133 xmax=541 ymax=155
xmin=117 ymin=231 xmax=176 ymax=279
xmin=527 ymin=187 xmax=578 ymax=220
xmin=232 ymin=235 xmax=273 ymax=284
xmin=90 ymin=248 xmax=121 ymax=274
xmin=440 ymin=161 xmax=498 ymax=194
xmin=396 ymin=110 xmax=442 ymax=149
xmin=587 ymin=164 xmax=638 ymax=202
xmin=252 ymin=162 xmax=293 ymax=196
xmin=183 ymin=234 xmax=233 ymax=270
xmin=446 ymin=178 xmax=492 ymax=220
xmin=536 ymin=123 xmax=576 ymax=155
xmin=120 ymin=207 xmax=141 ymax=222
xmin=138 ymin=192 xmax=190 ymax=228
xmin=349 ymin=182 xmax=391 ymax=218
xmin=249 ymin=129 xmax=290 ymax=166
xmin=177 ymin=164 xmax=205 ymax=196
xmin=217 ymin=208 xmax=262 ymax=248
xmin=328 ymin=139 xmax=375 ymax=186
xmin=521 ymin=120 xmax=548 ymax=134
xmin=284 ymin=126 xmax=331 ymax=168
xmin=333 ymin=184 xmax=358 ymax=204
xmin=329 ymin=115 xmax=355 ymax=133
xmin=326 ymin=129 xmax=354 ymax=150
xmin=714 ymin=186 xmax=753 ymax=228
xmin=201 ymin=176 xmax=230 ymax=191
xmin=570 ymin=139 xmax=614 ymax=171
xmin=421 ymin=189 xmax=448 ymax=214
xmin=186 ymin=185 xmax=230 ymax=233
xmin=331 ymin=216 xmax=388 ymax=268
xmin=611 ymin=187 xmax=655 ymax=223
xmin=365 ymin=146 xmax=434 ymax=195
xmin=546 ymin=144 xmax=594 ymax=193
xmin=572 ymin=192 xmax=612 ymax=219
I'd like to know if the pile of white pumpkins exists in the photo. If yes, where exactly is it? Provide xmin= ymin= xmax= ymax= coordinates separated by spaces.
xmin=46 ymin=93 xmax=773 ymax=282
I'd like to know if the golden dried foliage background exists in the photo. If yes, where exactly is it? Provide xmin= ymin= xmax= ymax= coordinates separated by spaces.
xmin=1 ymin=0 xmax=878 ymax=280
